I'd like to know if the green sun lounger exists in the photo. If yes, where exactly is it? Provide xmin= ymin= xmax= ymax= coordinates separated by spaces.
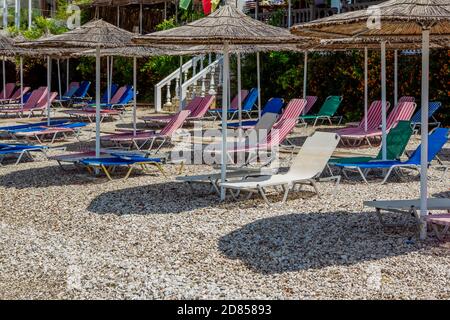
xmin=300 ymin=95 xmax=343 ymax=127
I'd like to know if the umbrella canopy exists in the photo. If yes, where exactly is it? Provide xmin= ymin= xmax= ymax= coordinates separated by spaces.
xmin=291 ymin=0 xmax=450 ymax=39
xmin=133 ymin=4 xmax=304 ymax=46
xmin=19 ymin=19 xmax=135 ymax=49
xmin=87 ymin=0 xmax=173 ymax=5
xmin=291 ymin=0 xmax=450 ymax=240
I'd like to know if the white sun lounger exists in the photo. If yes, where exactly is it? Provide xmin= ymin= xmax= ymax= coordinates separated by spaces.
xmin=364 ymin=198 xmax=450 ymax=235
xmin=220 ymin=131 xmax=340 ymax=205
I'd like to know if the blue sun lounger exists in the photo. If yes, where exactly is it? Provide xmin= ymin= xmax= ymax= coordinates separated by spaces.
xmin=80 ymin=153 xmax=165 ymax=180
xmin=209 ymin=88 xmax=258 ymax=120
xmin=226 ymin=97 xmax=284 ymax=128
xmin=410 ymin=101 xmax=442 ymax=132
xmin=0 ymin=120 xmax=68 ymax=132
xmin=334 ymin=128 xmax=449 ymax=184
xmin=0 ymin=143 xmax=49 ymax=165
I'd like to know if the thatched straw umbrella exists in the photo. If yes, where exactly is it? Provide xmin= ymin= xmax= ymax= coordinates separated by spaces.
xmin=291 ymin=0 xmax=450 ymax=239
xmin=19 ymin=19 xmax=135 ymax=158
xmin=133 ymin=4 xmax=305 ymax=200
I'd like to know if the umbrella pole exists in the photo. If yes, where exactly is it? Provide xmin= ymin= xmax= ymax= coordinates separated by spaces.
xmin=133 ymin=56 xmax=137 ymax=136
xmin=380 ymin=41 xmax=387 ymax=160
xmin=110 ymin=56 xmax=114 ymax=102
xmin=394 ymin=49 xmax=398 ymax=106
xmin=47 ymin=56 xmax=51 ymax=126
xmin=28 ymin=0 xmax=31 ymax=30
xmin=107 ymin=56 xmax=110 ymax=103
xmin=419 ymin=29 xmax=430 ymax=240
xmin=237 ymin=53 xmax=242 ymax=127
xmin=66 ymin=58 xmax=70 ymax=92
xmin=2 ymin=56 xmax=5 ymax=100
xmin=220 ymin=42 xmax=230 ymax=201
xmin=95 ymin=47 xmax=101 ymax=158
xmin=139 ymin=3 xmax=143 ymax=34
xmin=179 ymin=56 xmax=183 ymax=110
xmin=288 ymin=0 xmax=291 ymax=27
xmin=57 ymin=59 xmax=62 ymax=99
xmin=20 ymin=56 xmax=23 ymax=110
xmin=303 ymin=51 xmax=308 ymax=99
xmin=364 ymin=47 xmax=368 ymax=132
xmin=256 ymin=52 xmax=261 ymax=119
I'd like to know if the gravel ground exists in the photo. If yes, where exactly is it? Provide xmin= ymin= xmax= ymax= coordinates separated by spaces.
xmin=0 ymin=108 xmax=449 ymax=299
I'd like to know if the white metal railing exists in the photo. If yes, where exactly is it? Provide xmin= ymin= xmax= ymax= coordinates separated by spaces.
xmin=181 ymin=56 xmax=223 ymax=102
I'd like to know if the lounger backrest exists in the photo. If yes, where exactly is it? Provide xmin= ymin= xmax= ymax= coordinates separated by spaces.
xmin=254 ymin=112 xmax=279 ymax=132
xmin=317 ymin=95 xmax=343 ymax=116
xmin=398 ymin=96 xmax=415 ymax=103
xmin=74 ymin=81 xmax=91 ymax=98
xmin=410 ymin=102 xmax=442 ymax=123
xmin=159 ymin=110 xmax=191 ymax=136
xmin=184 ymin=96 xmax=203 ymax=113
xmin=110 ymin=86 xmax=127 ymax=104
xmin=279 ymin=99 xmax=306 ymax=121
xmin=62 ymin=81 xmax=80 ymax=97
xmin=386 ymin=102 xmax=416 ymax=129
xmin=1 ymin=83 xmax=16 ymax=99
xmin=100 ymin=83 xmax=118 ymax=103
xmin=262 ymin=98 xmax=284 ymax=115
xmin=288 ymin=132 xmax=340 ymax=178
xmin=230 ymin=90 xmax=249 ymax=109
xmin=304 ymin=96 xmax=318 ymax=114
xmin=241 ymin=88 xmax=258 ymax=112
xmin=118 ymin=85 xmax=134 ymax=104
xmin=190 ymin=95 xmax=214 ymax=118
xmin=265 ymin=118 xmax=297 ymax=146
xmin=25 ymin=87 xmax=48 ymax=108
xmin=357 ymin=100 xmax=391 ymax=130
xmin=9 ymin=87 xmax=31 ymax=101
xmin=374 ymin=121 xmax=413 ymax=160
xmin=406 ymin=128 xmax=449 ymax=164
xmin=35 ymin=92 xmax=58 ymax=109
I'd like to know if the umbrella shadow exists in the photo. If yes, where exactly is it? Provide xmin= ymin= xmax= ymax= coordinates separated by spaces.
xmin=88 ymin=181 xmax=220 ymax=215
xmin=218 ymin=212 xmax=426 ymax=274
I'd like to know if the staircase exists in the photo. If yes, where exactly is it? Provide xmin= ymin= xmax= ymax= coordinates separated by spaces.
xmin=154 ymin=54 xmax=224 ymax=112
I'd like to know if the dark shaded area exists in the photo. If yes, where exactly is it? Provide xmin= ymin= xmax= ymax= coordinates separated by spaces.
xmin=88 ymin=181 xmax=220 ymax=215
xmin=218 ymin=212 xmax=425 ymax=274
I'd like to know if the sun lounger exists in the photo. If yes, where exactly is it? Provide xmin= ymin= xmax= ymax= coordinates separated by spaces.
xmin=226 ymin=97 xmax=284 ymax=129
xmin=330 ymin=121 xmax=413 ymax=166
xmin=140 ymin=96 xmax=203 ymax=124
xmin=0 ymin=86 xmax=31 ymax=104
xmin=300 ymin=95 xmax=343 ymax=127
xmin=209 ymin=88 xmax=258 ymax=120
xmin=334 ymin=127 xmax=449 ymax=183
xmin=64 ymin=107 xmax=123 ymax=123
xmin=102 ymin=110 xmax=191 ymax=152
xmin=54 ymin=81 xmax=80 ymax=105
xmin=339 ymin=101 xmax=417 ymax=147
xmin=230 ymin=90 xmax=249 ymax=109
xmin=0 ymin=87 xmax=48 ymax=117
xmin=69 ymin=81 xmax=91 ymax=103
xmin=410 ymin=101 xmax=442 ymax=132
xmin=364 ymin=198 xmax=450 ymax=238
xmin=0 ymin=83 xmax=16 ymax=100
xmin=220 ymin=131 xmax=340 ymax=204
xmin=12 ymin=122 xmax=87 ymax=144
xmin=80 ymin=154 xmax=166 ymax=180
xmin=0 ymin=120 xmax=68 ymax=134
xmin=337 ymin=100 xmax=391 ymax=145
xmin=0 ymin=143 xmax=50 ymax=165
xmin=304 ymin=96 xmax=318 ymax=115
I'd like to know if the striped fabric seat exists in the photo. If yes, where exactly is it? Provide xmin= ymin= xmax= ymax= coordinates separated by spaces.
xmin=304 ymin=96 xmax=318 ymax=114
xmin=340 ymin=102 xmax=417 ymax=139
xmin=337 ymin=100 xmax=391 ymax=136
xmin=278 ymin=99 xmax=307 ymax=121
xmin=189 ymin=95 xmax=214 ymax=118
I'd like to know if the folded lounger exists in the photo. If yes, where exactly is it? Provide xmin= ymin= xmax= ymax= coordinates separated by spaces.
xmin=410 ymin=101 xmax=442 ymax=132
xmin=334 ymin=127 xmax=449 ymax=184
xmin=0 ymin=143 xmax=49 ymax=165
xmin=80 ymin=153 xmax=165 ymax=180
xmin=102 ymin=110 xmax=191 ymax=152
xmin=364 ymin=198 xmax=450 ymax=239
xmin=338 ymin=101 xmax=417 ymax=147
xmin=226 ymin=97 xmax=284 ymax=129
xmin=209 ymin=88 xmax=258 ymax=120
xmin=220 ymin=131 xmax=340 ymax=204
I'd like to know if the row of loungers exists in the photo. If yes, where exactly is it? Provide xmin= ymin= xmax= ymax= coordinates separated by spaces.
xmin=0 ymin=87 xmax=58 ymax=118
